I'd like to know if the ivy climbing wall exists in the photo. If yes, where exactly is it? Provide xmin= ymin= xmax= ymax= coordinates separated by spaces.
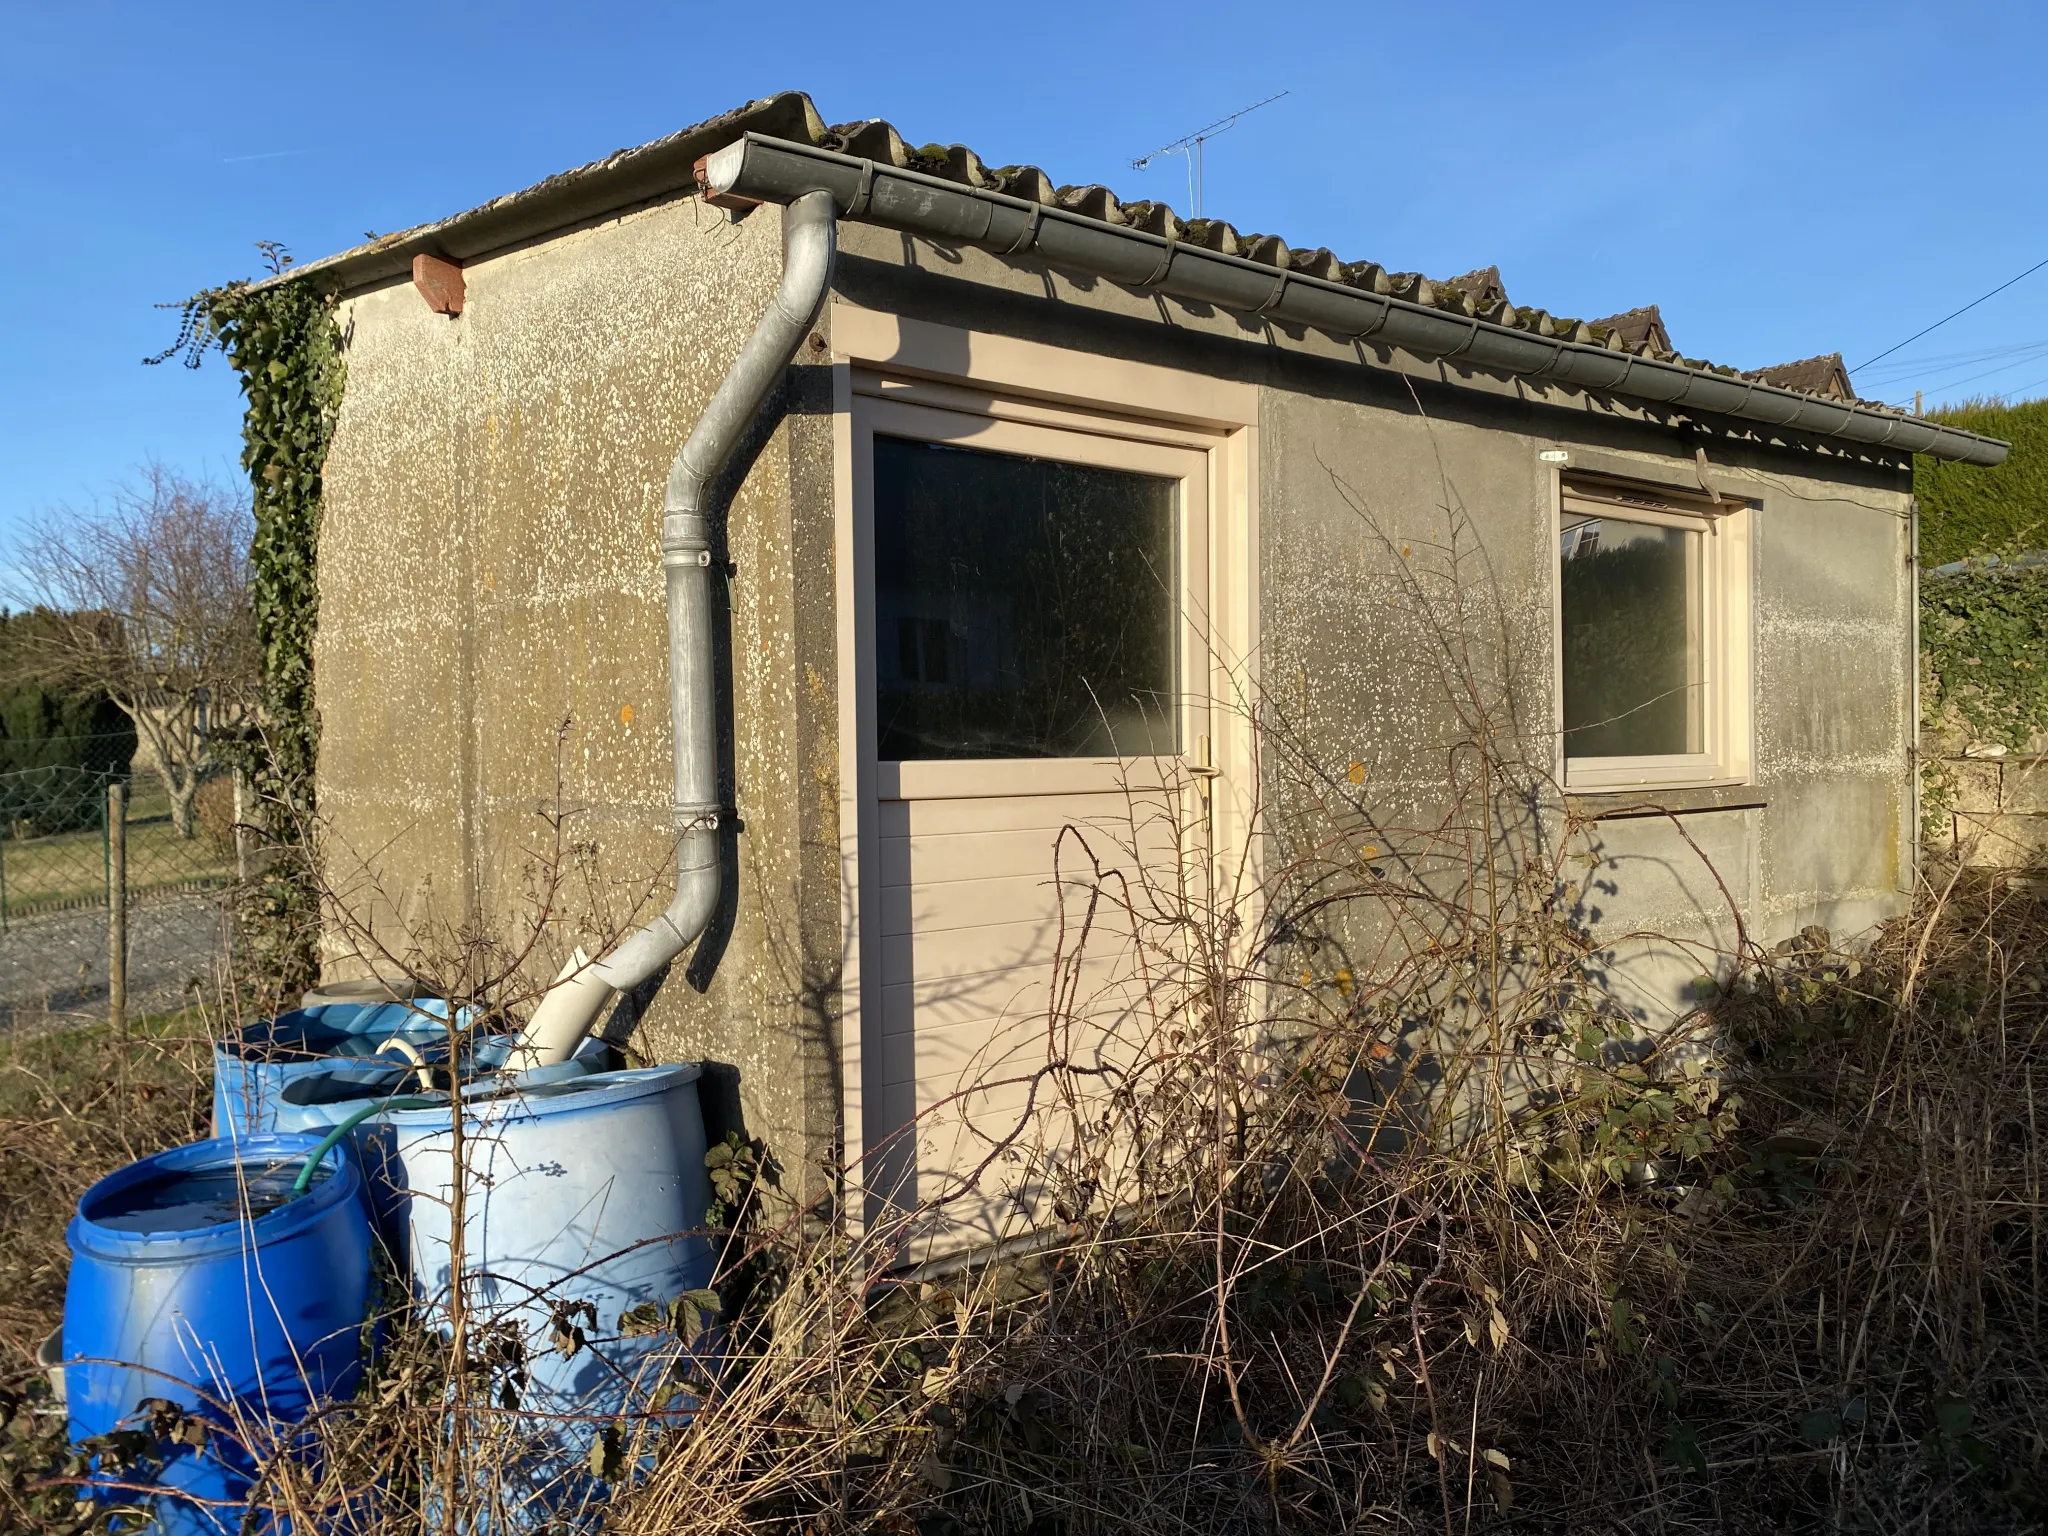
xmin=155 ymin=253 xmax=342 ymax=992
xmin=1916 ymin=398 xmax=2048 ymax=865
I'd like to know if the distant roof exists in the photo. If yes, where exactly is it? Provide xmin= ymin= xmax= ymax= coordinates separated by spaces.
xmin=1745 ymin=352 xmax=1856 ymax=401
xmin=1591 ymin=305 xmax=1673 ymax=354
xmin=1928 ymin=548 xmax=2048 ymax=580
xmin=1444 ymin=266 xmax=1511 ymax=310
xmin=264 ymin=91 xmax=1928 ymax=435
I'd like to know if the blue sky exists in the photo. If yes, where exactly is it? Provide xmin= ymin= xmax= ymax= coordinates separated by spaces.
xmin=3 ymin=0 xmax=2044 ymax=536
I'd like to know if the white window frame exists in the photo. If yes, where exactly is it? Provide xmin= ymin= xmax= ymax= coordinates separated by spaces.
xmin=1554 ymin=478 xmax=1753 ymax=792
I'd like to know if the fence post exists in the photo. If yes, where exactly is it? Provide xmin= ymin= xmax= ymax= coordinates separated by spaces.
xmin=108 ymin=780 xmax=127 ymax=1036
xmin=232 ymin=767 xmax=251 ymax=884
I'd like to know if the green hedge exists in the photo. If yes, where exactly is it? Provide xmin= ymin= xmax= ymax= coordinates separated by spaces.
xmin=0 ymin=612 xmax=135 ymax=779
xmin=1915 ymin=398 xmax=2048 ymax=564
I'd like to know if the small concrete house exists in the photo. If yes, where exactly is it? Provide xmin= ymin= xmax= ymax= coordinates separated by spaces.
xmin=284 ymin=92 xmax=2006 ymax=1233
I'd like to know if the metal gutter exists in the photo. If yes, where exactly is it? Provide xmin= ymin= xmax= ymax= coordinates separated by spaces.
xmin=700 ymin=133 xmax=2010 ymax=469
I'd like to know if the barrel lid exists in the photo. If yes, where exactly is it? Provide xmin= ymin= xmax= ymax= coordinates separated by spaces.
xmin=67 ymin=1133 xmax=362 ymax=1262
xmin=300 ymin=976 xmax=431 ymax=1009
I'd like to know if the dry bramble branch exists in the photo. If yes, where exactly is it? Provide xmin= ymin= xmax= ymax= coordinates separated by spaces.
xmin=4 ymin=448 xmax=2042 ymax=1532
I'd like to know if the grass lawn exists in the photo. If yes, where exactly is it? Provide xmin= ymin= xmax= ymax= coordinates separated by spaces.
xmin=0 ymin=1009 xmax=212 ymax=1366
xmin=0 ymin=781 xmax=233 ymax=920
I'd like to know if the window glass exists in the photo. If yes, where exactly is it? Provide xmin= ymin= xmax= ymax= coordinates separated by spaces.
xmin=1559 ymin=512 xmax=1702 ymax=759
xmin=874 ymin=435 xmax=1179 ymax=760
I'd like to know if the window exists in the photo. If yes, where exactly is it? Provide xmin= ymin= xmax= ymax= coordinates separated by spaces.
xmin=1557 ymin=481 xmax=1751 ymax=789
xmin=873 ymin=435 xmax=1180 ymax=761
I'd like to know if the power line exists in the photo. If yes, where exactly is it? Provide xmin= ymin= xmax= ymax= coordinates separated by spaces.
xmin=1853 ymin=254 xmax=2048 ymax=372
xmin=1873 ymin=342 xmax=2048 ymax=401
xmin=1858 ymin=335 xmax=2048 ymax=383
xmin=1963 ymin=366 xmax=2048 ymax=406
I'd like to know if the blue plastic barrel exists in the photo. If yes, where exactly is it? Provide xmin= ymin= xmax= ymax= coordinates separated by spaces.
xmin=63 ymin=1133 xmax=373 ymax=1536
xmin=389 ymin=1065 xmax=712 ymax=1522
xmin=269 ymin=1040 xmax=617 ymax=1264
xmin=212 ymin=1000 xmax=475 ymax=1136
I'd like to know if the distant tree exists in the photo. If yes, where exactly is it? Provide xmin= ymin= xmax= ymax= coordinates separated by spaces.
xmin=8 ymin=465 xmax=259 ymax=838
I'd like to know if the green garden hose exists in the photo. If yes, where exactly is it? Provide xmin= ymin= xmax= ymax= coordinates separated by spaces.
xmin=293 ymin=1095 xmax=440 ymax=1194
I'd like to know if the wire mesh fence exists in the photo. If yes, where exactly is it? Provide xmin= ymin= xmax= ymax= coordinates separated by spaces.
xmin=0 ymin=766 xmax=236 ymax=1031
xmin=0 ymin=766 xmax=236 ymax=926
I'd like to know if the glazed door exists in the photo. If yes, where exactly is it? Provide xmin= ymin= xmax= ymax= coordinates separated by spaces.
xmin=849 ymin=392 xmax=1214 ymax=1253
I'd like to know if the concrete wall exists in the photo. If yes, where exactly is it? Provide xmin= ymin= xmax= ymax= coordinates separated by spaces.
xmin=316 ymin=204 xmax=1917 ymax=1193
xmin=835 ymin=227 xmax=1916 ymax=1028
xmin=1258 ymin=394 xmax=1912 ymax=1022
xmin=317 ymin=196 xmax=844 ymax=1200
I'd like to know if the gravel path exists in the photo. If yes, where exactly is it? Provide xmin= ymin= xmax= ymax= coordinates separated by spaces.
xmin=0 ymin=893 xmax=230 ymax=1034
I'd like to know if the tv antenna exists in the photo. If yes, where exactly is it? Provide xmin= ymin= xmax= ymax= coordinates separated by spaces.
xmin=1131 ymin=91 xmax=1289 ymax=219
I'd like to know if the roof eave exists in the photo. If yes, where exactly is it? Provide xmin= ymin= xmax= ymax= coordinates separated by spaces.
xmin=705 ymin=132 xmax=2011 ymax=469
xmin=249 ymin=96 xmax=2010 ymax=468
xmin=249 ymin=91 xmax=828 ymax=295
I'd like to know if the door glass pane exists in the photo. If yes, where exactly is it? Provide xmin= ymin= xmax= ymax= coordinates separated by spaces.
xmin=874 ymin=435 xmax=1179 ymax=760
xmin=1559 ymin=513 xmax=1702 ymax=759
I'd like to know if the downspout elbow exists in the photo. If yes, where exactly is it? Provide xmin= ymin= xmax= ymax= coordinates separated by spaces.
xmin=589 ymin=824 xmax=721 ymax=992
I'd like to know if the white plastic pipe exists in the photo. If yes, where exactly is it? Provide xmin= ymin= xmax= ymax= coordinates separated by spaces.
xmin=511 ymin=190 xmax=840 ymax=1065
xmin=510 ymin=949 xmax=612 ymax=1069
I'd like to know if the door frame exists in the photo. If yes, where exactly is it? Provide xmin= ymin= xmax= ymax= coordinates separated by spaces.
xmin=828 ymin=306 xmax=1261 ymax=1230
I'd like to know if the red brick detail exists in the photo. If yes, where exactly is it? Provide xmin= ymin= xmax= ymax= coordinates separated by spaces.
xmin=694 ymin=154 xmax=762 ymax=213
xmin=411 ymin=253 xmax=465 ymax=316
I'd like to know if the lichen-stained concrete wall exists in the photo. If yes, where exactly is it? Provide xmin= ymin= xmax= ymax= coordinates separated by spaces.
xmin=318 ymin=198 xmax=844 ymax=1197
xmin=317 ymin=195 xmax=1918 ymax=1214
xmin=1259 ymin=393 xmax=1914 ymax=1023
xmin=1746 ymin=462 xmax=1915 ymax=939
xmin=834 ymin=229 xmax=1916 ymax=1028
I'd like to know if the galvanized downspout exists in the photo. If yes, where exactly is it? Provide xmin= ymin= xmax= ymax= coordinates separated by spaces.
xmin=515 ymin=189 xmax=840 ymax=1063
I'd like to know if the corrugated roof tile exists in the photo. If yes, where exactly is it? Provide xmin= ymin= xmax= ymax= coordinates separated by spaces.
xmin=827 ymin=120 xmax=908 ymax=167
xmin=1054 ymin=184 xmax=1125 ymax=224
xmin=989 ymin=165 xmax=1056 ymax=204
xmin=1242 ymin=234 xmax=1290 ymax=268
xmin=273 ymin=90 xmax=1907 ymax=425
xmin=1183 ymin=220 xmax=1243 ymax=257
xmin=1288 ymin=247 xmax=1342 ymax=281
xmin=1120 ymin=201 xmax=1181 ymax=240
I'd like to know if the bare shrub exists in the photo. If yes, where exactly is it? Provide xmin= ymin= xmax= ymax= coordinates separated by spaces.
xmin=3 ymin=477 xmax=2040 ymax=1534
